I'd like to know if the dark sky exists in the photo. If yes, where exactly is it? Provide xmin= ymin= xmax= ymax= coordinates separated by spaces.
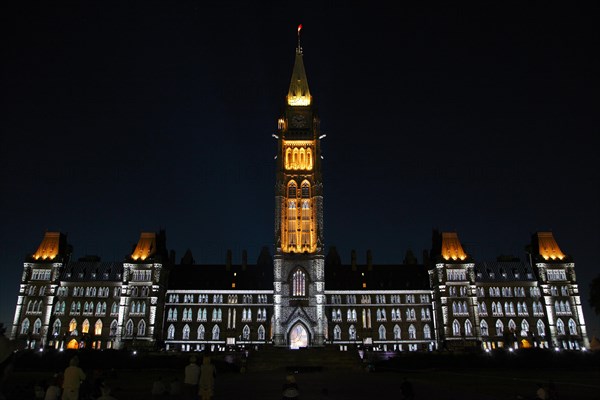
xmin=1 ymin=2 xmax=598 ymax=338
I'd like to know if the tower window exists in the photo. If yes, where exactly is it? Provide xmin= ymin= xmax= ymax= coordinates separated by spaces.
xmin=292 ymin=269 xmax=306 ymax=297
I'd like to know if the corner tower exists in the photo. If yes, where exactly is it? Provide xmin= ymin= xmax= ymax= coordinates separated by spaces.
xmin=273 ymin=27 xmax=325 ymax=347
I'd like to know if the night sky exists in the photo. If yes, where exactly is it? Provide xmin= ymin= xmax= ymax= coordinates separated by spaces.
xmin=1 ymin=3 xmax=598 ymax=338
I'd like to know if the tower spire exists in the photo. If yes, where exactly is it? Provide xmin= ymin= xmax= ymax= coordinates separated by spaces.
xmin=297 ymin=24 xmax=302 ymax=53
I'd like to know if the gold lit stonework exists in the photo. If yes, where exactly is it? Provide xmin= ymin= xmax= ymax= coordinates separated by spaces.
xmin=537 ymin=232 xmax=566 ymax=261
xmin=281 ymin=179 xmax=316 ymax=253
xmin=441 ymin=232 xmax=468 ymax=261
xmin=283 ymin=140 xmax=314 ymax=171
xmin=131 ymin=232 xmax=157 ymax=261
xmin=287 ymin=94 xmax=311 ymax=106
xmin=33 ymin=232 xmax=61 ymax=260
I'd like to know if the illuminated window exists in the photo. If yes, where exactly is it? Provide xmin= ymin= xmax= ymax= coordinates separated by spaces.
xmin=495 ymin=320 xmax=504 ymax=336
xmin=212 ymin=325 xmax=220 ymax=340
xmin=521 ymin=320 xmax=529 ymax=337
xmin=349 ymin=325 xmax=356 ymax=340
xmin=556 ymin=319 xmax=565 ymax=335
xmin=197 ymin=325 xmax=205 ymax=340
xmin=292 ymin=270 xmax=306 ymax=296
xmin=378 ymin=325 xmax=386 ymax=340
xmin=393 ymin=324 xmax=401 ymax=340
xmin=125 ymin=319 xmax=133 ymax=336
xmin=568 ymin=319 xmax=577 ymax=335
xmin=95 ymin=319 xmax=102 ymax=335
xmin=183 ymin=324 xmax=190 ymax=340
xmin=110 ymin=320 xmax=118 ymax=336
xmin=424 ymin=324 xmax=431 ymax=339
xmin=537 ymin=320 xmax=545 ymax=336
xmin=287 ymin=200 xmax=298 ymax=248
xmin=53 ymin=319 xmax=61 ymax=335
xmin=137 ymin=320 xmax=146 ymax=337
xmin=480 ymin=320 xmax=489 ymax=336
xmin=452 ymin=319 xmax=461 ymax=336
xmin=167 ymin=324 xmax=175 ymax=339
xmin=465 ymin=319 xmax=473 ymax=336
xmin=82 ymin=319 xmax=90 ymax=334
xmin=334 ymin=325 xmax=341 ymax=340
xmin=67 ymin=319 xmax=76 ymax=333
xmin=243 ymin=325 xmax=250 ymax=340
xmin=258 ymin=325 xmax=265 ymax=341
xmin=408 ymin=324 xmax=416 ymax=339
xmin=33 ymin=318 xmax=42 ymax=335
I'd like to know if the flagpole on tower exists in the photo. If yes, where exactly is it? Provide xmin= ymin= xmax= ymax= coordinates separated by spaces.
xmin=297 ymin=24 xmax=303 ymax=53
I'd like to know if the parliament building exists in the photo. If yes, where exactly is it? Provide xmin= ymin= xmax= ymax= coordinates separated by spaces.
xmin=10 ymin=39 xmax=590 ymax=355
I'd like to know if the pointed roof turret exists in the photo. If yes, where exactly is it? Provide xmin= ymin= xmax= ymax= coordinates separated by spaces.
xmin=287 ymin=24 xmax=311 ymax=106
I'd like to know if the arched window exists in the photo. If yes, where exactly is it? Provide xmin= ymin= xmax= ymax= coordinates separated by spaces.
xmin=183 ymin=324 xmax=190 ymax=340
xmin=452 ymin=319 xmax=461 ymax=336
xmin=556 ymin=319 xmax=565 ymax=335
xmin=137 ymin=320 xmax=146 ymax=336
xmin=110 ymin=320 xmax=118 ymax=336
xmin=568 ymin=319 xmax=577 ymax=335
xmin=243 ymin=325 xmax=250 ymax=340
xmin=508 ymin=319 xmax=516 ymax=333
xmin=378 ymin=325 xmax=386 ymax=340
xmin=33 ymin=318 xmax=42 ymax=334
xmin=212 ymin=325 xmax=220 ymax=340
xmin=125 ymin=319 xmax=133 ymax=336
xmin=167 ymin=324 xmax=175 ymax=340
xmin=537 ymin=320 xmax=545 ymax=336
xmin=393 ymin=324 xmax=401 ymax=340
xmin=424 ymin=324 xmax=431 ymax=339
xmin=521 ymin=319 xmax=529 ymax=337
xmin=258 ymin=325 xmax=265 ymax=341
xmin=82 ymin=319 xmax=90 ymax=334
xmin=69 ymin=319 xmax=77 ymax=333
xmin=495 ymin=320 xmax=504 ymax=336
xmin=349 ymin=325 xmax=356 ymax=340
xmin=480 ymin=320 xmax=489 ymax=336
xmin=408 ymin=324 xmax=416 ymax=340
xmin=53 ymin=319 xmax=61 ymax=335
xmin=333 ymin=325 xmax=341 ymax=340
xmin=197 ymin=325 xmax=205 ymax=340
xmin=95 ymin=319 xmax=102 ymax=335
xmin=300 ymin=200 xmax=311 ymax=247
xmin=293 ymin=270 xmax=306 ymax=297
xmin=111 ymin=302 xmax=118 ymax=315
xmin=464 ymin=319 xmax=473 ymax=336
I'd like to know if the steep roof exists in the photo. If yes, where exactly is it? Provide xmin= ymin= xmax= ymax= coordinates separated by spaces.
xmin=167 ymin=263 xmax=274 ymax=291
xmin=474 ymin=261 xmax=537 ymax=282
xmin=60 ymin=261 xmax=123 ymax=282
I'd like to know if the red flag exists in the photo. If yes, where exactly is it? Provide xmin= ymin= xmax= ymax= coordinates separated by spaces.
xmin=297 ymin=24 xmax=302 ymax=34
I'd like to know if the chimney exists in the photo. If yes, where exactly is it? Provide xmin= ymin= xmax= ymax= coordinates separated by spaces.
xmin=351 ymin=249 xmax=357 ymax=271
xmin=367 ymin=249 xmax=373 ymax=271
xmin=226 ymin=249 xmax=232 ymax=271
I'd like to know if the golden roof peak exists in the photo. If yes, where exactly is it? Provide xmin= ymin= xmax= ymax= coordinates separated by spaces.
xmin=441 ymin=232 xmax=468 ymax=261
xmin=131 ymin=232 xmax=156 ymax=261
xmin=536 ymin=232 xmax=566 ymax=261
xmin=33 ymin=232 xmax=62 ymax=261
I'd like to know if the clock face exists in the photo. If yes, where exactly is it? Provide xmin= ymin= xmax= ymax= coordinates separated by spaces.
xmin=290 ymin=114 xmax=307 ymax=128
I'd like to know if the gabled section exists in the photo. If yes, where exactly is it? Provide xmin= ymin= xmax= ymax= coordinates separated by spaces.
xmin=31 ymin=232 xmax=67 ymax=261
xmin=130 ymin=232 xmax=157 ymax=261
xmin=533 ymin=232 xmax=566 ymax=261
xmin=440 ymin=232 xmax=468 ymax=261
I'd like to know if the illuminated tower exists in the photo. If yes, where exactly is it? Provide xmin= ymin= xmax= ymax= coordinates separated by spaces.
xmin=273 ymin=26 xmax=325 ymax=347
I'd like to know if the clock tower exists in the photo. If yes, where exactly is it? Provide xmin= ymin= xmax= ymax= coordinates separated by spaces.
xmin=272 ymin=28 xmax=325 ymax=347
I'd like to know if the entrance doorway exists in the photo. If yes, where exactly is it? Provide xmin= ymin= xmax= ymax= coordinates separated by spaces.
xmin=289 ymin=323 xmax=308 ymax=349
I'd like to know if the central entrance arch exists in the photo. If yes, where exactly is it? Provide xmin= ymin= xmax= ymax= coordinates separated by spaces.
xmin=289 ymin=322 xmax=309 ymax=349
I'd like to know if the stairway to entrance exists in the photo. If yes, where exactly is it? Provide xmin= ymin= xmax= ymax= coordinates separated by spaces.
xmin=245 ymin=346 xmax=364 ymax=372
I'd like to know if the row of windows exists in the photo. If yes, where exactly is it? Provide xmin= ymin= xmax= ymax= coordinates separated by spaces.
xmin=167 ymin=307 xmax=269 ymax=323
xmin=54 ymin=301 xmax=119 ymax=316
xmin=330 ymin=294 xmax=430 ymax=305
xmin=549 ymin=286 xmax=569 ymax=296
xmin=330 ymin=307 xmax=430 ymax=324
xmin=168 ymin=294 xmax=226 ymax=304
xmin=478 ymin=301 xmax=540 ymax=317
xmin=166 ymin=323 xmax=267 ymax=341
xmin=27 ymin=286 xmax=46 ymax=296
xmin=57 ymin=286 xmax=118 ymax=298
xmin=554 ymin=301 xmax=572 ymax=315
xmin=547 ymin=269 xmax=567 ymax=281
xmin=478 ymin=318 xmax=578 ymax=337
xmin=130 ymin=270 xmax=152 ymax=281
xmin=31 ymin=269 xmax=52 ymax=280
xmin=353 ymin=323 xmax=431 ymax=341
xmin=446 ymin=269 xmax=467 ymax=281
xmin=448 ymin=286 xmax=468 ymax=297
xmin=480 ymin=287 xmax=531 ymax=298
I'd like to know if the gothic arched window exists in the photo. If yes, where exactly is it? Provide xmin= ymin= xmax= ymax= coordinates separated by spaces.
xmin=125 ymin=320 xmax=133 ymax=336
xmin=197 ymin=325 xmax=205 ymax=340
xmin=95 ymin=319 xmax=103 ymax=336
xmin=258 ymin=325 xmax=265 ymax=341
xmin=53 ymin=319 xmax=61 ymax=335
xmin=378 ymin=325 xmax=386 ymax=340
xmin=212 ymin=325 xmax=220 ymax=340
xmin=137 ymin=320 xmax=146 ymax=337
xmin=480 ymin=320 xmax=489 ymax=336
xmin=183 ymin=324 xmax=190 ymax=340
xmin=334 ymin=325 xmax=341 ymax=340
xmin=393 ymin=324 xmax=401 ymax=340
xmin=424 ymin=324 xmax=431 ymax=339
xmin=568 ymin=319 xmax=577 ymax=335
xmin=21 ymin=318 xmax=30 ymax=334
xmin=452 ymin=320 xmax=461 ymax=336
xmin=292 ymin=269 xmax=306 ymax=297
